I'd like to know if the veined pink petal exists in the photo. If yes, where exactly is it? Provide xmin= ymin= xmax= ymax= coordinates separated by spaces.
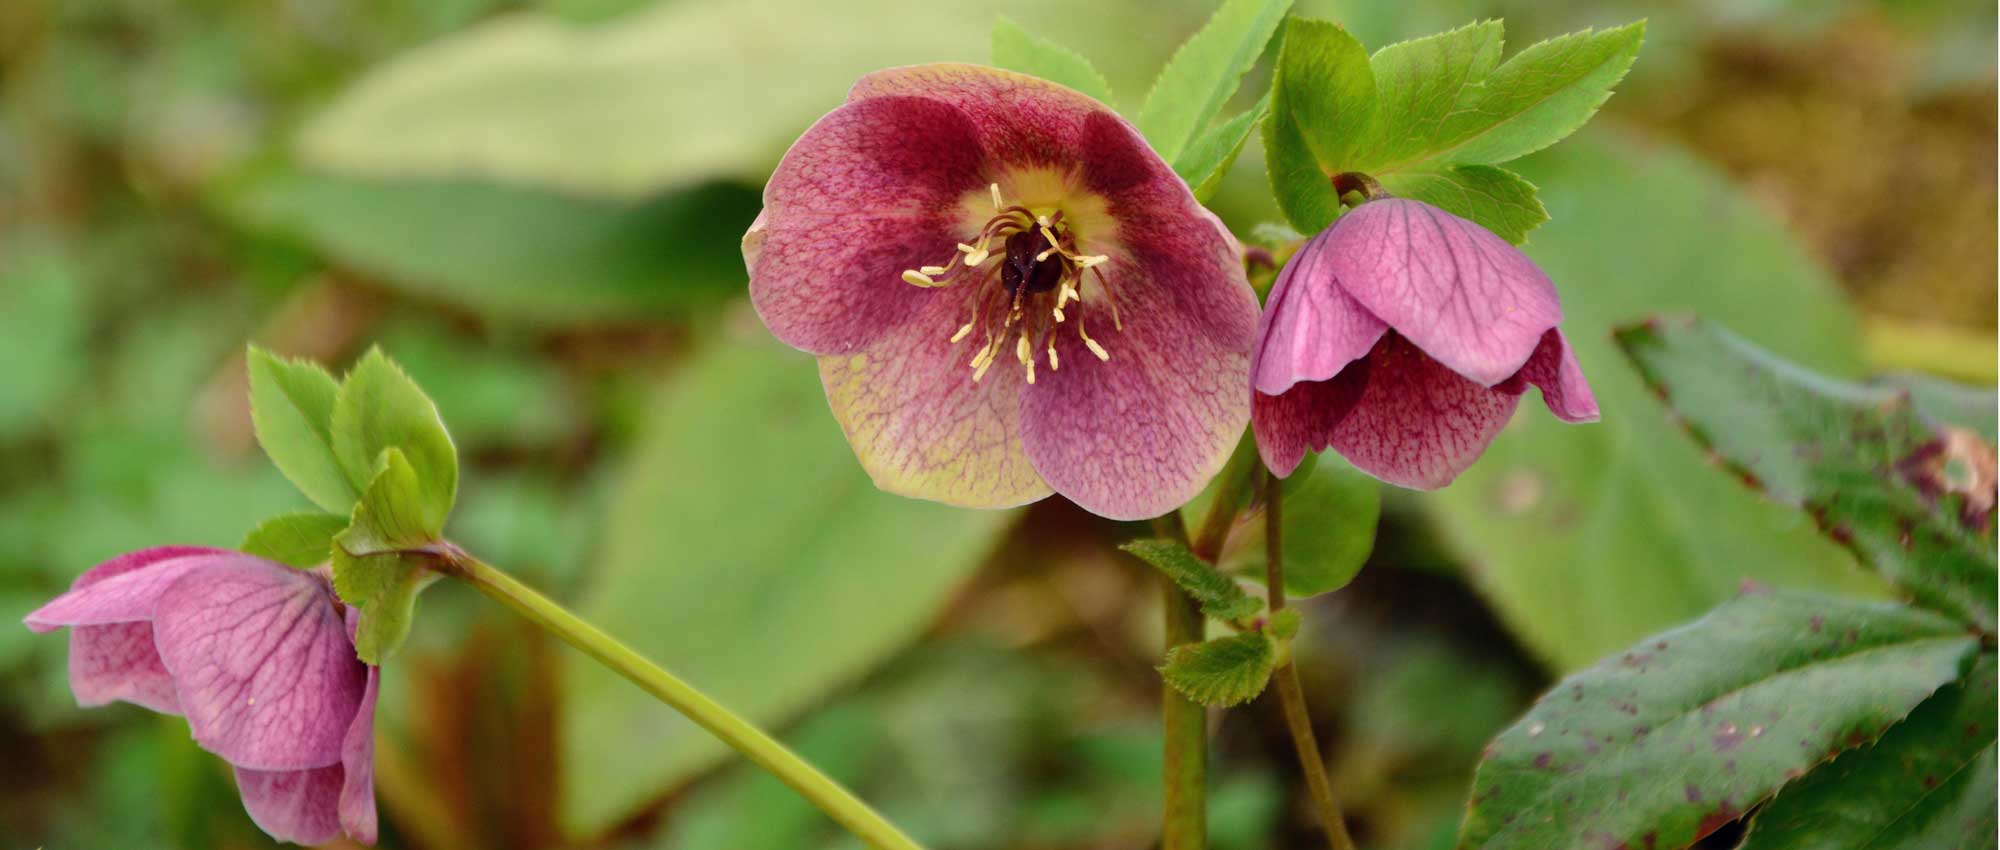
xmin=236 ymin=765 xmax=345 ymax=845
xmin=1325 ymin=199 xmax=1561 ymax=386
xmin=748 ymin=95 xmax=988 ymax=355
xmin=1499 ymin=329 xmax=1600 ymax=422
xmin=850 ymin=64 xmax=1111 ymax=175
xmin=1251 ymin=227 xmax=1388 ymax=397
xmin=819 ymin=285 xmax=1051 ymax=509
xmin=27 ymin=547 xmax=226 ymax=713
xmin=152 ymin=558 xmax=367 ymax=771
xmin=1252 ymin=359 xmax=1371 ymax=478
xmin=339 ymin=613 xmax=380 ymax=845
xmin=24 ymin=547 xmax=229 ymax=632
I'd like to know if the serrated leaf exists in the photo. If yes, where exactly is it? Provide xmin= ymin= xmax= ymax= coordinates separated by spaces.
xmin=1617 ymin=316 xmax=1997 ymax=631
xmin=241 ymin=512 xmax=348 ymax=568
xmin=1122 ymin=538 xmax=1262 ymax=622
xmin=1266 ymin=607 xmax=1301 ymax=640
xmin=1459 ymin=590 xmax=1977 ymax=850
xmin=1161 ymin=630 xmax=1277 ymax=707
xmin=338 ymin=448 xmax=440 ymax=552
xmin=1177 ymin=94 xmax=1267 ymax=202
xmin=1136 ymin=0 xmax=1290 ymax=163
xmin=1740 ymin=653 xmax=1996 ymax=850
xmin=1354 ymin=20 xmax=1506 ymax=171
xmin=247 ymin=347 xmax=359 ymax=514
xmin=1264 ymin=17 xmax=1374 ymax=232
xmin=990 ymin=16 xmax=1115 ymax=106
xmin=1424 ymin=22 xmax=1646 ymax=168
xmin=330 ymin=348 xmax=457 ymax=533
xmin=331 ymin=548 xmax=437 ymax=665
xmin=1378 ymin=163 xmax=1547 ymax=244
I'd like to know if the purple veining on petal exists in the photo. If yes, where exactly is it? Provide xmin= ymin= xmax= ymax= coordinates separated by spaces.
xmin=1323 ymin=334 xmax=1521 ymax=489
xmin=236 ymin=764 xmax=346 ymax=845
xmin=339 ymin=607 xmax=380 ymax=845
xmin=24 ymin=548 xmax=230 ymax=632
xmin=27 ymin=547 xmax=226 ymax=713
xmin=1498 ymin=329 xmax=1600 ymax=422
xmin=1251 ymin=226 xmax=1388 ymax=397
xmin=1252 ymin=356 xmax=1372 ymax=478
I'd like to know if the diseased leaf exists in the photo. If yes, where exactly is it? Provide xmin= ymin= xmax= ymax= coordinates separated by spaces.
xmin=1617 ymin=316 xmax=1997 ymax=631
xmin=1877 ymin=372 xmax=1998 ymax=442
xmin=1160 ymin=630 xmax=1277 ymax=707
xmin=1264 ymin=17 xmax=1374 ymax=232
xmin=1459 ymin=590 xmax=1978 ymax=850
xmin=1740 ymin=653 xmax=1996 ymax=850
xmin=247 ymin=347 xmax=358 ymax=514
xmin=1378 ymin=163 xmax=1547 ymax=244
xmin=1136 ymin=0 xmax=1291 ymax=163
xmin=1122 ymin=538 xmax=1262 ymax=622
xmin=241 ymin=512 xmax=348 ymax=568
xmin=990 ymin=16 xmax=1115 ymax=106
xmin=330 ymin=348 xmax=458 ymax=533
xmin=1177 ymin=95 xmax=1267 ymax=202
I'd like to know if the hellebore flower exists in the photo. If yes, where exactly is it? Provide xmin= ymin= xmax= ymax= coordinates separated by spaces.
xmin=744 ymin=64 xmax=1259 ymax=520
xmin=1251 ymin=196 xmax=1599 ymax=488
xmin=25 ymin=547 xmax=378 ymax=846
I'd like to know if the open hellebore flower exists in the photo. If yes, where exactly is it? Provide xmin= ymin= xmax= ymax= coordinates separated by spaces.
xmin=744 ymin=64 xmax=1259 ymax=520
xmin=1251 ymin=196 xmax=1599 ymax=488
xmin=25 ymin=547 xmax=378 ymax=846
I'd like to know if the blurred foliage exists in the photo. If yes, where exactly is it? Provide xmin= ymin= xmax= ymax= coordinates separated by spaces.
xmin=0 ymin=0 xmax=1991 ymax=847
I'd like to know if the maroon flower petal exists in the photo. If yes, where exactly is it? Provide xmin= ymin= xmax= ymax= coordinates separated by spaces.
xmin=850 ymin=64 xmax=1112 ymax=176
xmin=1325 ymin=199 xmax=1562 ymax=386
xmin=1252 ymin=358 xmax=1371 ymax=478
xmin=1251 ymin=226 xmax=1388 ymax=397
xmin=747 ymin=94 xmax=988 ymax=355
xmin=235 ymin=765 xmax=345 ymax=845
xmin=1498 ymin=329 xmax=1600 ymax=422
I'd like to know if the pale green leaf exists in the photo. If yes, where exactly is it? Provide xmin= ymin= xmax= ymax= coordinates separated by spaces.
xmin=1427 ymin=22 xmax=1646 ymax=168
xmin=240 ymin=512 xmax=348 ymax=568
xmin=990 ymin=16 xmax=1115 ymax=106
xmin=1353 ymin=20 xmax=1505 ymax=171
xmin=247 ymin=347 xmax=359 ymax=514
xmin=330 ymin=348 xmax=457 ymax=533
xmin=1160 ymin=631 xmax=1278 ymax=707
xmin=1135 ymin=0 xmax=1291 ymax=163
xmin=1122 ymin=538 xmax=1262 ymax=622
xmin=338 ymin=448 xmax=440 ymax=552
xmin=1264 ymin=17 xmax=1374 ymax=232
xmin=331 ymin=548 xmax=437 ymax=665
xmin=1177 ymin=95 xmax=1267 ymax=202
xmin=1378 ymin=163 xmax=1547 ymax=244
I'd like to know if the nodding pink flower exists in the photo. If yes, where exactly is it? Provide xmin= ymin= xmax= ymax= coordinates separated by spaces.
xmin=1251 ymin=197 xmax=1599 ymax=488
xmin=25 ymin=547 xmax=378 ymax=846
xmin=744 ymin=64 xmax=1259 ymax=521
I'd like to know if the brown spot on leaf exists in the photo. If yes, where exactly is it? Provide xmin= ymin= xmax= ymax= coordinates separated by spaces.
xmin=1534 ymin=752 xmax=1554 ymax=769
xmin=1685 ymin=784 xmax=1704 ymax=803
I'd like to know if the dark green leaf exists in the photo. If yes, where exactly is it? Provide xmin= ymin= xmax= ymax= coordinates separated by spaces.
xmin=1160 ymin=630 xmax=1277 ymax=707
xmin=1215 ymin=453 xmax=1380 ymax=598
xmin=1617 ymin=316 xmax=1996 ymax=631
xmin=1136 ymin=0 xmax=1291 ymax=163
xmin=240 ymin=512 xmax=347 ymax=568
xmin=1741 ymin=653 xmax=1996 ymax=850
xmin=1378 ymin=163 xmax=1547 ymax=244
xmin=1264 ymin=17 xmax=1374 ymax=232
xmin=991 ymin=16 xmax=1115 ymax=106
xmin=1122 ymin=538 xmax=1262 ymax=622
xmin=247 ymin=347 xmax=358 ymax=514
xmin=1177 ymin=95 xmax=1267 ymax=202
xmin=1459 ymin=590 xmax=1977 ymax=850
xmin=330 ymin=348 xmax=457 ymax=533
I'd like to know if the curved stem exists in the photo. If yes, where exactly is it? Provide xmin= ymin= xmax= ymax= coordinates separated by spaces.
xmin=445 ymin=551 xmax=924 ymax=850
xmin=1265 ymin=474 xmax=1358 ymax=850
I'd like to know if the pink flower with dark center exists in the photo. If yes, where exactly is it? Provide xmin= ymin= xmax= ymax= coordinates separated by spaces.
xmin=25 ymin=547 xmax=378 ymax=846
xmin=1251 ymin=197 xmax=1599 ymax=488
xmin=745 ymin=64 xmax=1259 ymax=520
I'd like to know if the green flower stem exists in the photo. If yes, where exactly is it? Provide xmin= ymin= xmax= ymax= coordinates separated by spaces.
xmin=1264 ymin=473 xmax=1358 ymax=850
xmin=443 ymin=549 xmax=924 ymax=850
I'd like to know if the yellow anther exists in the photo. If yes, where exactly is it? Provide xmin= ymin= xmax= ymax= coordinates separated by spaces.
xmin=966 ymin=248 xmax=989 ymax=267
xmin=1036 ymin=249 xmax=1055 ymax=262
xmin=949 ymin=322 xmax=976 ymax=343
xmin=972 ymin=357 xmax=994 ymax=382
xmin=990 ymin=183 xmax=1004 ymax=210
xmin=1015 ymin=331 xmax=1031 ymax=364
xmin=1047 ymin=338 xmax=1059 ymax=371
xmin=1040 ymin=225 xmax=1061 ymax=248
xmin=1024 ymin=358 xmax=1036 ymax=384
xmin=901 ymin=270 xmax=936 ymax=287
xmin=1052 ymin=305 xmax=1066 ymax=323
xmin=1036 ymin=214 xmax=1051 ymax=228
xmin=920 ymin=264 xmax=949 ymax=276
xmin=1076 ymin=254 xmax=1108 ymax=268
xmin=1086 ymin=338 xmax=1110 ymax=361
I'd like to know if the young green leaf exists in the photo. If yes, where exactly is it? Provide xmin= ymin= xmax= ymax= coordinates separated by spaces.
xmin=1176 ymin=94 xmax=1267 ymax=202
xmin=333 ymin=548 xmax=438 ymax=665
xmin=1352 ymin=20 xmax=1505 ymax=172
xmin=1274 ymin=454 xmax=1379 ymax=597
xmin=1460 ymin=590 xmax=1977 ymax=850
xmin=339 ymin=448 xmax=442 ymax=553
xmin=241 ymin=512 xmax=349 ymax=568
xmin=990 ymin=16 xmax=1115 ymax=107
xmin=1739 ymin=653 xmax=1995 ymax=850
xmin=331 ymin=347 xmax=458 ymax=532
xmin=1427 ymin=22 xmax=1646 ymax=168
xmin=1137 ymin=0 xmax=1291 ymax=163
xmin=1122 ymin=538 xmax=1261 ymax=622
xmin=1378 ymin=163 xmax=1547 ymax=244
xmin=1263 ymin=17 xmax=1373 ymax=232
xmin=1160 ymin=630 xmax=1277 ymax=707
xmin=1617 ymin=316 xmax=1997 ymax=631
xmin=247 ymin=347 xmax=359 ymax=514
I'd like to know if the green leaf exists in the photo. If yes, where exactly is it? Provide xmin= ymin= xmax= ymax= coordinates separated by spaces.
xmin=1459 ymin=590 xmax=1978 ymax=850
xmin=247 ymin=347 xmax=358 ymax=514
xmin=562 ymin=327 xmax=1013 ymax=831
xmin=332 ymin=449 xmax=444 ymax=665
xmin=1135 ymin=0 xmax=1291 ymax=163
xmin=1121 ymin=538 xmax=1262 ymax=622
xmin=1177 ymin=94 xmax=1267 ymax=202
xmin=990 ymin=16 xmax=1115 ymax=106
xmin=1213 ymin=452 xmax=1380 ymax=599
xmin=1377 ymin=163 xmax=1547 ymax=244
xmin=1878 ymin=372 xmax=1998 ymax=442
xmin=229 ymin=170 xmax=754 ymax=326
xmin=1263 ymin=17 xmax=1374 ymax=232
xmin=1740 ymin=653 xmax=1996 ymax=850
xmin=240 ymin=512 xmax=348 ymax=568
xmin=1425 ymin=22 xmax=1646 ymax=168
xmin=1352 ymin=20 xmax=1506 ymax=172
xmin=338 ymin=448 xmax=441 ymax=552
xmin=1160 ymin=630 xmax=1277 ymax=707
xmin=330 ymin=348 xmax=457 ymax=534
xmin=1429 ymin=133 xmax=1882 ymax=671
xmin=1617 ymin=316 xmax=1997 ymax=631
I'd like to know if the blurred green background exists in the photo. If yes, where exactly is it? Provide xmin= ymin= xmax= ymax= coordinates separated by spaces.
xmin=0 ymin=0 xmax=1992 ymax=848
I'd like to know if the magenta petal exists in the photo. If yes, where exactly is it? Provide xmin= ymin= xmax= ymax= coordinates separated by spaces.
xmin=236 ymin=765 xmax=344 ymax=845
xmin=748 ymin=94 xmax=988 ymax=355
xmin=850 ymin=64 xmax=1111 ymax=175
xmin=152 ymin=558 xmax=366 ymax=771
xmin=1317 ymin=335 xmax=1520 ymax=490
xmin=1500 ymin=329 xmax=1599 ymax=422
xmin=24 ymin=547 xmax=229 ymax=632
xmin=339 ymin=659 xmax=380 ymax=844
xmin=1252 ymin=359 xmax=1371 ymax=478
xmin=1325 ymin=199 xmax=1562 ymax=386
xmin=1251 ymin=227 xmax=1389 ymax=397
xmin=27 ymin=547 xmax=223 ymax=713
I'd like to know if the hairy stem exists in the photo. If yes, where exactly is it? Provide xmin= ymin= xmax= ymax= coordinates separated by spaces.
xmin=445 ymin=551 xmax=924 ymax=850
xmin=1265 ymin=473 xmax=1358 ymax=850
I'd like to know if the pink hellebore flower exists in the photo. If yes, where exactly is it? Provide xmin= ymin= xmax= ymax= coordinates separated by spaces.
xmin=1251 ymin=197 xmax=1599 ymax=488
xmin=25 ymin=547 xmax=378 ymax=846
xmin=744 ymin=64 xmax=1259 ymax=520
